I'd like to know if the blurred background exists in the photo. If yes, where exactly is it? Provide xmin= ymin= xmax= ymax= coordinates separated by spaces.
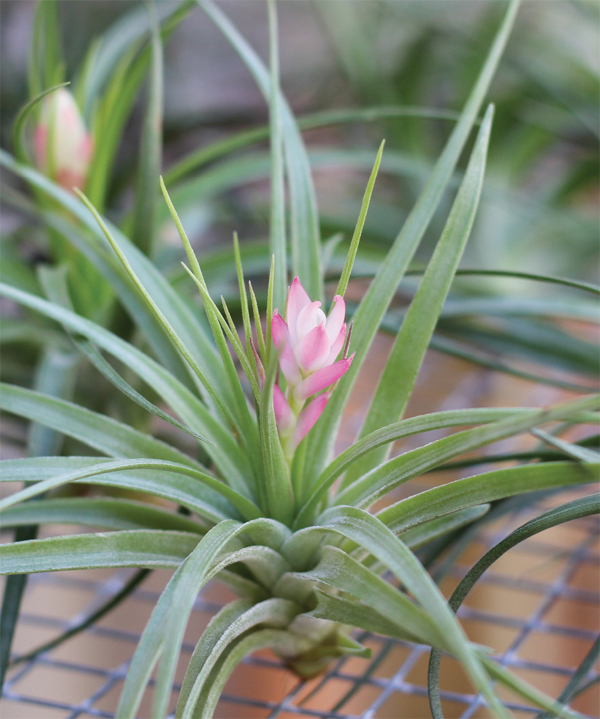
xmin=2 ymin=0 xmax=598 ymax=279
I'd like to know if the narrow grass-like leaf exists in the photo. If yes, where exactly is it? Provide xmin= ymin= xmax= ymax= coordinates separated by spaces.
xmin=160 ymin=178 xmax=260 ymax=450
xmin=199 ymin=0 xmax=322 ymax=301
xmin=0 ymin=284 xmax=249 ymax=489
xmin=249 ymin=281 xmax=266 ymax=359
xmin=302 ymin=0 xmax=522 ymax=486
xmin=401 ymin=505 xmax=490 ymax=550
xmin=232 ymin=232 xmax=254 ymax=364
xmin=259 ymin=357 xmax=294 ymax=525
xmin=267 ymin=0 xmax=286 ymax=310
xmin=0 ymin=153 xmax=229 ymax=402
xmin=130 ymin=2 xmax=163 ymax=254
xmin=0 ymin=458 xmax=262 ymax=523
xmin=335 ymin=140 xmax=385 ymax=299
xmin=316 ymin=507 xmax=507 ymax=714
xmin=116 ymin=518 xmax=282 ymax=719
xmin=76 ymin=189 xmax=240 ymax=430
xmin=0 ymin=498 xmax=206 ymax=534
xmin=164 ymin=105 xmax=463 ymax=186
xmin=180 ymin=598 xmax=300 ymax=719
xmin=76 ymin=341 xmax=211 ymax=443
xmin=196 ymin=629 xmax=312 ymax=719
xmin=12 ymin=82 xmax=70 ymax=163
xmin=0 ymin=456 xmax=248 ymax=522
xmin=428 ymin=494 xmax=599 ymax=719
xmin=294 ymin=546 xmax=446 ymax=649
xmin=306 ymin=589 xmax=418 ymax=642
xmin=336 ymin=395 xmax=599 ymax=509
xmin=295 ymin=406 xmax=532 ymax=528
xmin=0 ymin=530 xmax=201 ymax=575
xmin=176 ymin=599 xmax=254 ymax=716
xmin=530 ymin=428 xmax=600 ymax=462
xmin=378 ymin=461 xmax=599 ymax=535
xmin=345 ymin=105 xmax=494 ymax=486
xmin=0 ymin=383 xmax=202 ymax=469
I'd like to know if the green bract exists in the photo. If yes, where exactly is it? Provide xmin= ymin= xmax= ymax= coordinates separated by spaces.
xmin=1 ymin=1 xmax=598 ymax=717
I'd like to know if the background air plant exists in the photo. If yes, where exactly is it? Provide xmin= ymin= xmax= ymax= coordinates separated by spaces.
xmin=0 ymin=0 xmax=598 ymax=717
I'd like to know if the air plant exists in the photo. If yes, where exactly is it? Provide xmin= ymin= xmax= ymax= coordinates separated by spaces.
xmin=0 ymin=1 xmax=598 ymax=718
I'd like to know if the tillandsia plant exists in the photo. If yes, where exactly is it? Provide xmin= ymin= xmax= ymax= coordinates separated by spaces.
xmin=0 ymin=0 xmax=599 ymax=717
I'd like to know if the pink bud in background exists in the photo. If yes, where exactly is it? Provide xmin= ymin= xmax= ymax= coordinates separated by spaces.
xmin=271 ymin=277 xmax=354 ymax=457
xmin=34 ymin=89 xmax=93 ymax=192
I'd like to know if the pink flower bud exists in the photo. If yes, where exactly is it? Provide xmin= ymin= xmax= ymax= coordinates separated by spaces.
xmin=271 ymin=277 xmax=354 ymax=456
xmin=34 ymin=89 xmax=93 ymax=192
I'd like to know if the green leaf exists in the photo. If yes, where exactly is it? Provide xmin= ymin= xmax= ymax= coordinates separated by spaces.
xmin=0 ymin=383 xmax=201 ymax=469
xmin=336 ymin=395 xmax=599 ymax=509
xmin=428 ymin=494 xmax=599 ymax=719
xmin=28 ymin=0 xmax=64 ymax=99
xmin=116 ymin=518 xmax=250 ymax=719
xmin=345 ymin=105 xmax=494 ymax=486
xmin=315 ymin=506 xmax=507 ymax=715
xmin=195 ymin=628 xmax=312 ymax=719
xmin=0 ymin=498 xmax=206 ymax=534
xmin=401 ymin=504 xmax=490 ymax=550
xmin=378 ymin=461 xmax=600 ymax=535
xmin=0 ymin=530 xmax=201 ymax=575
xmin=1 ymin=153 xmax=230 ymax=403
xmin=0 ymin=457 xmax=262 ymax=523
xmin=176 ymin=599 xmax=254 ymax=716
xmin=266 ymin=0 xmax=287 ymax=310
xmin=130 ymin=3 xmax=163 ymax=254
xmin=259 ymin=358 xmax=294 ymax=525
xmin=295 ymin=406 xmax=532 ymax=529
xmin=0 ymin=283 xmax=249 ymax=490
xmin=179 ymin=598 xmax=300 ymax=719
xmin=76 ymin=190 xmax=248 ymax=442
xmin=306 ymin=589 xmax=418 ymax=642
xmin=335 ymin=140 xmax=385 ymax=299
xmin=302 ymin=0 xmax=522 ymax=487
xmin=294 ymin=545 xmax=446 ymax=650
xmin=76 ymin=341 xmax=211 ymax=443
xmin=199 ymin=0 xmax=322 ymax=301
xmin=12 ymin=82 xmax=70 ymax=164
xmin=163 ymin=105 xmax=463 ymax=187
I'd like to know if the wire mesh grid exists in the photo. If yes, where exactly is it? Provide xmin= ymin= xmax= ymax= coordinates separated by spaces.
xmin=2 ymin=491 xmax=599 ymax=719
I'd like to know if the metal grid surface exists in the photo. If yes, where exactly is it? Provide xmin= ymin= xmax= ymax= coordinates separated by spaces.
xmin=2 ymin=495 xmax=599 ymax=719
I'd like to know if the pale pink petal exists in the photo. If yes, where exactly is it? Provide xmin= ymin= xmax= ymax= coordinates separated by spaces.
xmin=292 ymin=394 xmax=329 ymax=449
xmin=273 ymin=384 xmax=295 ymax=435
xmin=271 ymin=311 xmax=302 ymax=386
xmin=294 ymin=322 xmax=330 ymax=373
xmin=286 ymin=277 xmax=311 ymax=343
xmin=325 ymin=295 xmax=345 ymax=344
xmin=295 ymin=301 xmax=326 ymax=342
xmin=325 ymin=323 xmax=346 ymax=366
xmin=34 ymin=125 xmax=47 ymax=171
xmin=293 ymin=353 xmax=355 ymax=401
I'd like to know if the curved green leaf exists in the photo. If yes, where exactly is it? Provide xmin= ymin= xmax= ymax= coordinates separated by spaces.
xmin=428 ymin=494 xmax=599 ymax=718
xmin=378 ymin=461 xmax=600 ymax=534
xmin=0 ymin=497 xmax=205 ymax=534
xmin=0 ymin=284 xmax=249 ymax=491
xmin=345 ymin=105 xmax=493 ymax=486
xmin=0 ymin=383 xmax=201 ymax=469
xmin=301 ymin=0 xmax=522 ymax=487
xmin=0 ymin=457 xmax=262 ymax=523
xmin=336 ymin=395 xmax=599 ymax=509
xmin=295 ymin=406 xmax=532 ymax=528
xmin=0 ymin=530 xmax=200 ymax=574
